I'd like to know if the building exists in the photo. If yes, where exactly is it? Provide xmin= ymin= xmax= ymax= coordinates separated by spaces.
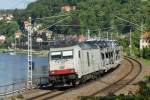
xmin=61 ymin=4 xmax=76 ymax=12
xmin=140 ymin=32 xmax=150 ymax=49
xmin=23 ymin=21 xmax=30 ymax=30
xmin=15 ymin=31 xmax=22 ymax=39
xmin=3 ymin=14 xmax=13 ymax=22
xmin=0 ymin=35 xmax=6 ymax=44
xmin=0 ymin=16 xmax=3 ymax=21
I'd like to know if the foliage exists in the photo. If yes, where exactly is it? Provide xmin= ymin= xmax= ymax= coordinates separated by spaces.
xmin=143 ymin=48 xmax=150 ymax=59
xmin=14 ymin=0 xmax=150 ymax=34
xmin=0 ymin=21 xmax=19 ymax=47
xmin=1 ymin=0 xmax=150 ymax=49
xmin=142 ymin=59 xmax=150 ymax=65
xmin=16 ymin=94 xmax=24 ymax=99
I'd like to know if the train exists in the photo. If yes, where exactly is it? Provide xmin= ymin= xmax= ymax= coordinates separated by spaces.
xmin=48 ymin=40 xmax=123 ymax=87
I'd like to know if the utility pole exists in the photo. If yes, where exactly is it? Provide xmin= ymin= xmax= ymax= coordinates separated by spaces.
xmin=107 ymin=32 xmax=109 ymax=41
xmin=117 ymin=32 xmax=119 ymax=40
xmin=27 ymin=17 xmax=33 ymax=89
xmin=129 ymin=29 xmax=132 ymax=56
xmin=87 ymin=29 xmax=90 ymax=40
xmin=140 ymin=22 xmax=144 ymax=58
xmin=99 ymin=30 xmax=101 ymax=40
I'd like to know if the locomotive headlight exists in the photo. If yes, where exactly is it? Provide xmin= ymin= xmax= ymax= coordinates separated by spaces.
xmin=51 ymin=71 xmax=55 ymax=74
xmin=70 ymin=69 xmax=75 ymax=73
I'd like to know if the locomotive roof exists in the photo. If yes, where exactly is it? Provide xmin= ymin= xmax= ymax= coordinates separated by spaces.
xmin=79 ymin=40 xmax=118 ymax=49
xmin=49 ymin=40 xmax=119 ymax=50
xmin=79 ymin=42 xmax=98 ymax=49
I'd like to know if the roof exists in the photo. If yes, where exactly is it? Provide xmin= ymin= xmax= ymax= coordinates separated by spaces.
xmin=79 ymin=42 xmax=98 ymax=49
xmin=79 ymin=40 xmax=118 ymax=49
xmin=50 ymin=40 xmax=119 ymax=50
xmin=142 ymin=32 xmax=150 ymax=39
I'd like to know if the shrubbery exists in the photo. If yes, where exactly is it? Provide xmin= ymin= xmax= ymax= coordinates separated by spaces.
xmin=143 ymin=48 xmax=150 ymax=59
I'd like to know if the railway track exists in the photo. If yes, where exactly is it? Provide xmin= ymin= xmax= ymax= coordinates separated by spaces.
xmin=90 ymin=56 xmax=142 ymax=96
xmin=26 ymin=57 xmax=142 ymax=100
xmin=26 ymin=79 xmax=97 ymax=100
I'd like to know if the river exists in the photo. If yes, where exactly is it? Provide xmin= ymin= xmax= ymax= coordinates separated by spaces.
xmin=0 ymin=53 xmax=48 ymax=87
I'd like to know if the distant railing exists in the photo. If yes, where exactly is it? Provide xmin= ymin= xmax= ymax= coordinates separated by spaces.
xmin=0 ymin=77 xmax=49 ymax=98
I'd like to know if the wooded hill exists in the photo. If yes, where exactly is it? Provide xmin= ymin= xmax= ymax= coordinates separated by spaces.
xmin=13 ymin=0 xmax=150 ymax=35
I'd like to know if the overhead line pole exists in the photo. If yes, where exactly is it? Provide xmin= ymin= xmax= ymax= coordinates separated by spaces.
xmin=140 ymin=22 xmax=144 ymax=58
xmin=99 ymin=30 xmax=101 ymax=40
xmin=129 ymin=29 xmax=132 ymax=56
xmin=27 ymin=17 xmax=33 ymax=89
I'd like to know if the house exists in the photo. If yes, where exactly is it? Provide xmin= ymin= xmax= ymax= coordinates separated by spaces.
xmin=33 ymin=24 xmax=42 ymax=32
xmin=0 ymin=35 xmax=6 ymax=44
xmin=140 ymin=32 xmax=150 ymax=49
xmin=23 ymin=21 xmax=30 ymax=30
xmin=3 ymin=14 xmax=13 ymax=22
xmin=15 ymin=31 xmax=22 ymax=39
xmin=61 ymin=4 xmax=76 ymax=12
xmin=0 ymin=16 xmax=3 ymax=21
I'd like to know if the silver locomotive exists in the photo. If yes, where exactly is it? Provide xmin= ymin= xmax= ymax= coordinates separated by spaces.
xmin=48 ymin=40 xmax=123 ymax=86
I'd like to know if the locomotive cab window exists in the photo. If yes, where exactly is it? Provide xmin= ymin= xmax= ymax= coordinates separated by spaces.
xmin=87 ymin=52 xmax=90 ymax=66
xmin=62 ymin=50 xmax=73 ymax=59
xmin=51 ymin=52 xmax=61 ymax=60
xmin=106 ymin=53 xmax=109 ymax=58
xmin=101 ymin=53 xmax=105 ymax=60
xmin=78 ymin=51 xmax=80 ymax=58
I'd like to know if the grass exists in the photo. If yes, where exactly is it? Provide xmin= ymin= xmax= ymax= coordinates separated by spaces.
xmin=0 ymin=48 xmax=7 ymax=52
xmin=142 ymin=59 xmax=150 ymax=65
xmin=0 ymin=48 xmax=49 ymax=57
xmin=16 ymin=94 xmax=24 ymax=99
xmin=123 ymin=51 xmax=150 ymax=66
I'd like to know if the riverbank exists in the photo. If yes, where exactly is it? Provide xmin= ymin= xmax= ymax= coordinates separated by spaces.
xmin=0 ymin=48 xmax=7 ymax=53
xmin=0 ymin=48 xmax=49 ymax=57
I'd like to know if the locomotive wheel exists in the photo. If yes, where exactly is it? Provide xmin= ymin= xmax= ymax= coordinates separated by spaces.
xmin=72 ymin=81 xmax=79 ymax=87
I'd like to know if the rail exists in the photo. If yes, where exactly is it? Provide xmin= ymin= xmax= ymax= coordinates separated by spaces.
xmin=89 ymin=56 xmax=142 ymax=96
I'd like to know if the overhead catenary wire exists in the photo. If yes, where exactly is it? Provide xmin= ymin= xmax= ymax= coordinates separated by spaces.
xmin=39 ymin=16 xmax=71 ymax=32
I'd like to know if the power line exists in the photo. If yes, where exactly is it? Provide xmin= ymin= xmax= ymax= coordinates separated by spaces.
xmin=36 ymin=14 xmax=73 ymax=20
xmin=113 ymin=15 xmax=140 ymax=27
xmin=39 ymin=16 xmax=71 ymax=32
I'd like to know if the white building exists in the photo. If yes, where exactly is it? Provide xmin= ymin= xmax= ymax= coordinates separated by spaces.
xmin=0 ymin=35 xmax=6 ymax=44
xmin=0 ymin=17 xmax=3 ymax=21
xmin=140 ymin=32 xmax=150 ymax=49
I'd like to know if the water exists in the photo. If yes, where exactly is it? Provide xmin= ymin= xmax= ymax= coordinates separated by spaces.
xmin=0 ymin=53 xmax=48 ymax=88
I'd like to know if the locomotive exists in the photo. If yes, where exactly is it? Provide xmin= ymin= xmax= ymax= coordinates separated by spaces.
xmin=48 ymin=40 xmax=123 ymax=87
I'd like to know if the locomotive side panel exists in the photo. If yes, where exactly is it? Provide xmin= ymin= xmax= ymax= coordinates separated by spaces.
xmin=79 ymin=49 xmax=102 ymax=77
xmin=89 ymin=49 xmax=101 ymax=72
xmin=80 ymin=50 xmax=91 ymax=75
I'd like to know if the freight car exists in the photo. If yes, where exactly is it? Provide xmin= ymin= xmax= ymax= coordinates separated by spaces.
xmin=48 ymin=40 xmax=123 ymax=87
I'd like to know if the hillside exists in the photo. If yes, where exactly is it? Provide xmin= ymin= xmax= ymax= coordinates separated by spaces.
xmin=15 ymin=0 xmax=150 ymax=34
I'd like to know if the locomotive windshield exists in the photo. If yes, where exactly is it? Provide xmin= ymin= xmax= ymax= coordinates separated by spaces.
xmin=62 ymin=51 xmax=73 ymax=59
xmin=50 ymin=50 xmax=73 ymax=60
xmin=51 ymin=51 xmax=61 ymax=60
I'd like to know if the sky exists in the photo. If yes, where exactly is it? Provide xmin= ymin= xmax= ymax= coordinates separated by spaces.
xmin=0 ymin=0 xmax=36 ymax=9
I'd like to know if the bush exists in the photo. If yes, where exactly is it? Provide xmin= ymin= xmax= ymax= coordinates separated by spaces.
xmin=143 ymin=48 xmax=150 ymax=59
xmin=16 ymin=94 xmax=24 ymax=99
xmin=11 ymin=97 xmax=16 ymax=100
